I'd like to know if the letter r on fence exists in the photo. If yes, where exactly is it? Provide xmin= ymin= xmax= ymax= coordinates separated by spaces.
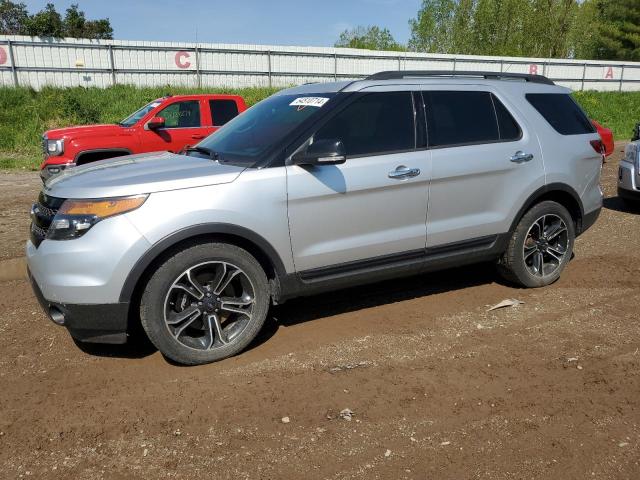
xmin=175 ymin=51 xmax=191 ymax=69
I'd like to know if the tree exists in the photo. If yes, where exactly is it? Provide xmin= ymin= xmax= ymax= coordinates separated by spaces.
xmin=335 ymin=25 xmax=405 ymax=51
xmin=408 ymin=0 xmax=456 ymax=53
xmin=0 ymin=1 xmax=113 ymax=39
xmin=581 ymin=0 xmax=640 ymax=61
xmin=62 ymin=4 xmax=113 ymax=39
xmin=63 ymin=3 xmax=86 ymax=38
xmin=23 ymin=2 xmax=63 ymax=37
xmin=0 ymin=0 xmax=29 ymax=35
xmin=83 ymin=19 xmax=113 ymax=40
xmin=408 ymin=0 xmax=582 ymax=58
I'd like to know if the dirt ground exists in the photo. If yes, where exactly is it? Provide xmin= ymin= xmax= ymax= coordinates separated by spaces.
xmin=1 ymin=146 xmax=639 ymax=480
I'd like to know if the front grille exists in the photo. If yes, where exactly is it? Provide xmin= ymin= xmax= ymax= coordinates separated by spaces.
xmin=30 ymin=191 xmax=65 ymax=247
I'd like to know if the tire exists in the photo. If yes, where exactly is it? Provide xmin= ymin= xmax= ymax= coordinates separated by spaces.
xmin=498 ymin=201 xmax=575 ymax=288
xmin=140 ymin=242 xmax=270 ymax=365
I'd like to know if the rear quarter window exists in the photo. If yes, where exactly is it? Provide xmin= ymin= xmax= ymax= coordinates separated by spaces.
xmin=526 ymin=93 xmax=595 ymax=135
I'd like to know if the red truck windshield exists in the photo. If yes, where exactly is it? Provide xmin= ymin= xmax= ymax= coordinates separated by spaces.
xmin=119 ymin=100 xmax=163 ymax=127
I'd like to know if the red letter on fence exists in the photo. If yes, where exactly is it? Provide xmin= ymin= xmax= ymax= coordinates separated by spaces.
xmin=175 ymin=51 xmax=191 ymax=69
xmin=0 ymin=47 xmax=7 ymax=66
xmin=529 ymin=64 xmax=538 ymax=75
xmin=605 ymin=66 xmax=614 ymax=79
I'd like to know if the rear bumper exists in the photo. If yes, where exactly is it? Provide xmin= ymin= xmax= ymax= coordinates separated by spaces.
xmin=29 ymin=268 xmax=129 ymax=344
xmin=581 ymin=206 xmax=601 ymax=234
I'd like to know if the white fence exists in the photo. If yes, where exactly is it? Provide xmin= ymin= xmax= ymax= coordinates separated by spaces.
xmin=2 ymin=35 xmax=640 ymax=91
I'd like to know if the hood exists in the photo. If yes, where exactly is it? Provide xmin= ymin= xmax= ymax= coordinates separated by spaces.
xmin=45 ymin=124 xmax=126 ymax=140
xmin=44 ymin=151 xmax=246 ymax=199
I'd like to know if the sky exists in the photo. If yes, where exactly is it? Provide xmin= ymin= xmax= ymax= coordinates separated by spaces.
xmin=22 ymin=0 xmax=422 ymax=47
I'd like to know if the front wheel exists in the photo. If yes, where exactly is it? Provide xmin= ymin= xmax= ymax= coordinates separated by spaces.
xmin=140 ymin=242 xmax=270 ymax=365
xmin=498 ymin=201 xmax=575 ymax=288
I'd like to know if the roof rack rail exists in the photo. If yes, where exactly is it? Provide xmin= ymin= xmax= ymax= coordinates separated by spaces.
xmin=365 ymin=70 xmax=555 ymax=85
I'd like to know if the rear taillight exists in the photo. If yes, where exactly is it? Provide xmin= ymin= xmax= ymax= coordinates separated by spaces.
xmin=590 ymin=139 xmax=605 ymax=161
xmin=590 ymin=139 xmax=604 ymax=154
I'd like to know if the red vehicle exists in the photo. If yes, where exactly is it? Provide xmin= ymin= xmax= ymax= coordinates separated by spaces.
xmin=592 ymin=120 xmax=614 ymax=158
xmin=40 ymin=94 xmax=247 ymax=180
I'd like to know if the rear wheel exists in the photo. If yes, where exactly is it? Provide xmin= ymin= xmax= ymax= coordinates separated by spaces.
xmin=140 ymin=242 xmax=270 ymax=365
xmin=498 ymin=201 xmax=575 ymax=288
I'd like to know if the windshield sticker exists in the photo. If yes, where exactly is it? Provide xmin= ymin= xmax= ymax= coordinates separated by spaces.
xmin=289 ymin=97 xmax=330 ymax=110
xmin=150 ymin=102 xmax=161 ymax=108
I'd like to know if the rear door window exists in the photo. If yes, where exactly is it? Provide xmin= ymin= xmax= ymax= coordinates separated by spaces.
xmin=314 ymin=91 xmax=415 ymax=157
xmin=424 ymin=91 xmax=499 ymax=147
xmin=209 ymin=99 xmax=239 ymax=126
xmin=526 ymin=93 xmax=595 ymax=135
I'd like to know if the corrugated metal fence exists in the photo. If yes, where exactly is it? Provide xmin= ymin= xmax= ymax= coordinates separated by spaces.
xmin=1 ymin=35 xmax=640 ymax=91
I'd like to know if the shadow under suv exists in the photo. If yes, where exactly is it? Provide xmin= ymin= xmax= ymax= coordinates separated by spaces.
xmin=27 ymin=71 xmax=603 ymax=365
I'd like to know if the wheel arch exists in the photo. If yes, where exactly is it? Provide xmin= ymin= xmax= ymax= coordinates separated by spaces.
xmin=510 ymin=183 xmax=585 ymax=235
xmin=119 ymin=224 xmax=288 ymax=307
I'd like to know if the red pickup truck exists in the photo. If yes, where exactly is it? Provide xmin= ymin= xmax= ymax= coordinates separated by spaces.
xmin=40 ymin=94 xmax=247 ymax=180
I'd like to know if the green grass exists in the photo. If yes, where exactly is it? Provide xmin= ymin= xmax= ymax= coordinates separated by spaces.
xmin=573 ymin=91 xmax=640 ymax=141
xmin=0 ymin=85 xmax=638 ymax=170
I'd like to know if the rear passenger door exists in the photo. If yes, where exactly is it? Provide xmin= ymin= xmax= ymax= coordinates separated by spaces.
xmin=423 ymin=87 xmax=544 ymax=248
xmin=286 ymin=89 xmax=431 ymax=272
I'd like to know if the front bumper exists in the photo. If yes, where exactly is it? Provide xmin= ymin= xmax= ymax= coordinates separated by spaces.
xmin=618 ymin=160 xmax=640 ymax=201
xmin=40 ymin=162 xmax=75 ymax=182
xmin=29 ymin=269 xmax=129 ymax=343
xmin=26 ymin=213 xmax=152 ymax=344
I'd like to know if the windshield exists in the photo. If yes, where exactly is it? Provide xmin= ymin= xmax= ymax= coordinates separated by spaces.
xmin=195 ymin=93 xmax=336 ymax=165
xmin=119 ymin=100 xmax=163 ymax=127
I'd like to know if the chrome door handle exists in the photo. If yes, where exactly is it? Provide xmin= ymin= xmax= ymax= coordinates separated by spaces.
xmin=510 ymin=151 xmax=534 ymax=163
xmin=388 ymin=166 xmax=420 ymax=179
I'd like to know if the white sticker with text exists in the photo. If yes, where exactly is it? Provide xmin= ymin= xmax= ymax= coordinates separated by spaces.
xmin=289 ymin=97 xmax=330 ymax=108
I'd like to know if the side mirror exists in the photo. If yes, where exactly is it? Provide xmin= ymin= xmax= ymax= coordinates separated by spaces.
xmin=145 ymin=116 xmax=165 ymax=130
xmin=292 ymin=139 xmax=346 ymax=166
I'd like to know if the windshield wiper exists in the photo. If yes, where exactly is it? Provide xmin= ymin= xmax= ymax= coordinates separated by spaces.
xmin=183 ymin=146 xmax=220 ymax=161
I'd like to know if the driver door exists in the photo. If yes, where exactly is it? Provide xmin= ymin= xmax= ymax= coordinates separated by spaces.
xmin=139 ymin=99 xmax=205 ymax=153
xmin=286 ymin=90 xmax=431 ymax=273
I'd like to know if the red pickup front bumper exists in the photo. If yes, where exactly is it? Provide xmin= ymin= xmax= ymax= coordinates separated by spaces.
xmin=40 ymin=156 xmax=75 ymax=181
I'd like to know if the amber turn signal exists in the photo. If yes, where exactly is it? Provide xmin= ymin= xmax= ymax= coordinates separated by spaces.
xmin=59 ymin=195 xmax=148 ymax=218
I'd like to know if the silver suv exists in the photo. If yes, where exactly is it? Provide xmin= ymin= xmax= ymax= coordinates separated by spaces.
xmin=28 ymin=71 xmax=603 ymax=365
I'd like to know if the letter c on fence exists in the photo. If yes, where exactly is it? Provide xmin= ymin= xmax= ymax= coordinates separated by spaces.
xmin=175 ymin=51 xmax=191 ymax=69
xmin=0 ymin=47 xmax=7 ymax=66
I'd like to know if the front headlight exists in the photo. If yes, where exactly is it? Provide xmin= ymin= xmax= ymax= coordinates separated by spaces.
xmin=47 ymin=195 xmax=148 ymax=240
xmin=624 ymin=143 xmax=640 ymax=170
xmin=46 ymin=139 xmax=64 ymax=156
